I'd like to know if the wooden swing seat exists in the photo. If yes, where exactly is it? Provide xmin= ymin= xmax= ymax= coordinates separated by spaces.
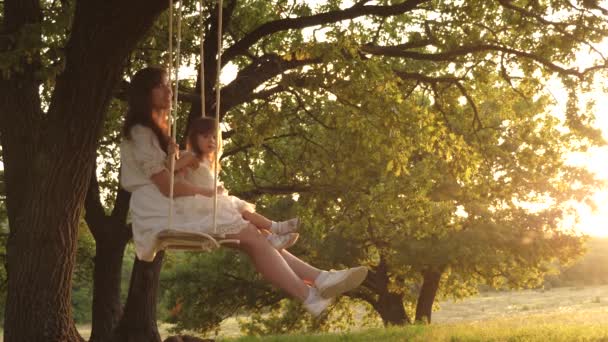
xmin=157 ymin=229 xmax=240 ymax=251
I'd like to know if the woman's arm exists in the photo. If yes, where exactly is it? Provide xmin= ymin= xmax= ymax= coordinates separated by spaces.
xmin=150 ymin=169 xmax=214 ymax=197
xmin=127 ymin=126 xmax=209 ymax=197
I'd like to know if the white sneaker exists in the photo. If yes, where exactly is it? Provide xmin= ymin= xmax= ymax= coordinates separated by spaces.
xmin=273 ymin=218 xmax=299 ymax=235
xmin=314 ymin=266 xmax=368 ymax=299
xmin=267 ymin=233 xmax=299 ymax=250
xmin=303 ymin=287 xmax=333 ymax=317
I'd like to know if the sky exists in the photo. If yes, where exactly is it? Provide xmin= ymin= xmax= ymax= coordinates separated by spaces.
xmin=557 ymin=45 xmax=608 ymax=236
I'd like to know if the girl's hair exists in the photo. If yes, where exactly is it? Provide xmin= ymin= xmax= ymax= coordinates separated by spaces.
xmin=187 ymin=117 xmax=221 ymax=167
xmin=122 ymin=66 xmax=170 ymax=153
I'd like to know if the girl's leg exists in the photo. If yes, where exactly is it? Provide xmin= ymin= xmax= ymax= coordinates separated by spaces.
xmin=280 ymin=250 xmax=322 ymax=284
xmin=224 ymin=224 xmax=309 ymax=301
xmin=241 ymin=211 xmax=272 ymax=230
xmin=243 ymin=214 xmax=298 ymax=250
xmin=242 ymin=211 xmax=299 ymax=235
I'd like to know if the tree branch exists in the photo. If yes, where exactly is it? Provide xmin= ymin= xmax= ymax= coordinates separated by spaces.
xmin=219 ymin=53 xmax=321 ymax=117
xmin=233 ymin=184 xmax=312 ymax=201
xmin=453 ymin=82 xmax=482 ymax=130
xmin=289 ymin=89 xmax=336 ymax=130
xmin=394 ymin=70 xmax=463 ymax=84
xmin=222 ymin=0 xmax=430 ymax=64
xmin=497 ymin=0 xmax=607 ymax=61
xmin=362 ymin=43 xmax=608 ymax=78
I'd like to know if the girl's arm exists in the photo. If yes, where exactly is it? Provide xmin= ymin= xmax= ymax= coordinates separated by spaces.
xmin=150 ymin=169 xmax=214 ymax=197
xmin=166 ymin=151 xmax=199 ymax=173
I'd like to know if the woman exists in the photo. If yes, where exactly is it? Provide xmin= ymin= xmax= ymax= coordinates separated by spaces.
xmin=120 ymin=66 xmax=367 ymax=316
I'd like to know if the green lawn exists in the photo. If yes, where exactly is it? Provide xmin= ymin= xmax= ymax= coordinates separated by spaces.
xmin=72 ymin=285 xmax=608 ymax=341
xmin=222 ymin=285 xmax=608 ymax=341
xmin=225 ymin=310 xmax=608 ymax=341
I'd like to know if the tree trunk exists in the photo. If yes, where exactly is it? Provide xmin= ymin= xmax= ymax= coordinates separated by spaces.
xmin=415 ymin=268 xmax=444 ymax=323
xmin=375 ymin=291 xmax=409 ymax=326
xmin=0 ymin=1 xmax=168 ymax=340
xmin=361 ymin=259 xmax=411 ymax=326
xmin=1 ymin=1 xmax=84 ymax=340
xmin=85 ymin=176 xmax=132 ymax=342
xmin=114 ymin=252 xmax=165 ymax=342
xmin=90 ymin=237 xmax=129 ymax=342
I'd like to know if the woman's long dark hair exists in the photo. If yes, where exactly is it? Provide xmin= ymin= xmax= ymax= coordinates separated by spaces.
xmin=122 ymin=66 xmax=170 ymax=153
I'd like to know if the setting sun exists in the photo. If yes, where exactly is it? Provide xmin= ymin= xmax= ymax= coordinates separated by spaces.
xmin=559 ymin=38 xmax=608 ymax=236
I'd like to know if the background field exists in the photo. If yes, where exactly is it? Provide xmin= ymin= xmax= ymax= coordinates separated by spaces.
xmin=69 ymin=285 xmax=608 ymax=341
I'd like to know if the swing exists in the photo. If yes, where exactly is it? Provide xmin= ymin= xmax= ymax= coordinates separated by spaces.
xmin=156 ymin=0 xmax=239 ymax=251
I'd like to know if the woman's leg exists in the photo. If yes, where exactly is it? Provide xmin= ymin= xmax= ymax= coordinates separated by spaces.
xmin=280 ymin=250 xmax=322 ymax=284
xmin=256 ymin=229 xmax=323 ymax=282
xmin=224 ymin=224 xmax=309 ymax=301
xmin=241 ymin=211 xmax=272 ymax=230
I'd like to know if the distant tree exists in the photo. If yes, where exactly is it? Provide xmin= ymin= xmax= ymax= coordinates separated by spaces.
xmin=546 ymin=238 xmax=608 ymax=287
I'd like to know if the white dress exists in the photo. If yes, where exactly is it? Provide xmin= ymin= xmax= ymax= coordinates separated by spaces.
xmin=120 ymin=124 xmax=251 ymax=262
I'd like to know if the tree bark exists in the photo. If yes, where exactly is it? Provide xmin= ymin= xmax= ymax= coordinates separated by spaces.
xmin=0 ymin=1 xmax=168 ymax=340
xmin=0 ymin=0 xmax=83 ymax=340
xmin=361 ymin=259 xmax=411 ymax=326
xmin=414 ymin=268 xmax=444 ymax=324
xmin=85 ymin=175 xmax=132 ymax=342
xmin=375 ymin=290 xmax=409 ymax=326
xmin=114 ymin=252 xmax=165 ymax=342
xmin=90 ymin=236 xmax=129 ymax=342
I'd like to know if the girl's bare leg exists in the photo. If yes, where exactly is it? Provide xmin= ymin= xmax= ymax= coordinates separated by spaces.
xmin=241 ymin=211 xmax=272 ymax=230
xmin=280 ymin=250 xmax=322 ymax=284
xmin=224 ymin=223 xmax=309 ymax=300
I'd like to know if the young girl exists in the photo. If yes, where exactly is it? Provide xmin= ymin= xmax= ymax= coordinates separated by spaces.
xmin=171 ymin=117 xmax=299 ymax=250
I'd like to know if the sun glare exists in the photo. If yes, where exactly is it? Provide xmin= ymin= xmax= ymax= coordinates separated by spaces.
xmin=563 ymin=37 xmax=608 ymax=237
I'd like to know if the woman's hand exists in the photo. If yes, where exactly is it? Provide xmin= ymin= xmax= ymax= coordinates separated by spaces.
xmin=167 ymin=139 xmax=179 ymax=159
xmin=217 ymin=184 xmax=227 ymax=195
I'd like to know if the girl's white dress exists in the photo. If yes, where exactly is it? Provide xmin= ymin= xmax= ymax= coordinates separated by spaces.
xmin=120 ymin=124 xmax=253 ymax=262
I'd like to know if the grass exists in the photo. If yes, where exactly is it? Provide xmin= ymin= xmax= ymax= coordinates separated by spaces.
xmin=221 ymin=285 xmax=608 ymax=341
xmin=223 ymin=326 xmax=426 ymax=341
xmin=72 ymin=285 xmax=608 ymax=341
xmin=224 ymin=310 xmax=608 ymax=341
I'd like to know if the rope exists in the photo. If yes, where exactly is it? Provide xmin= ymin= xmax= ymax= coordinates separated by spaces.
xmin=168 ymin=0 xmax=182 ymax=230
xmin=200 ymin=0 xmax=206 ymax=119
xmin=212 ymin=0 xmax=224 ymax=235
xmin=173 ymin=0 xmax=183 ymax=143
xmin=166 ymin=0 xmax=224 ymax=237
xmin=167 ymin=0 xmax=175 ymax=230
